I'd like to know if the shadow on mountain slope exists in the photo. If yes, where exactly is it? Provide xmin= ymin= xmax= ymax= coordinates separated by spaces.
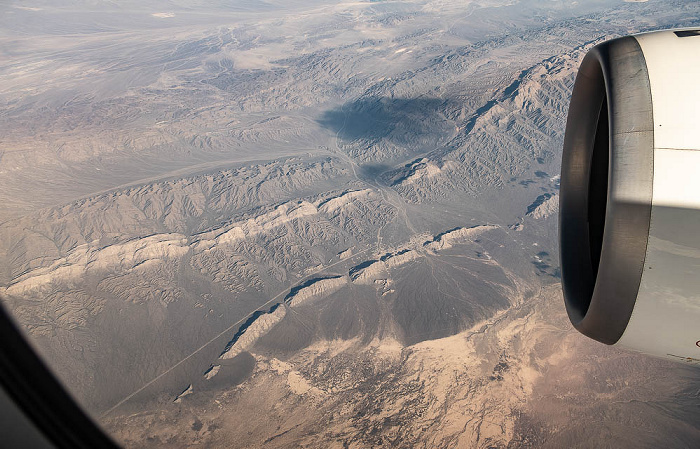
xmin=317 ymin=97 xmax=460 ymax=144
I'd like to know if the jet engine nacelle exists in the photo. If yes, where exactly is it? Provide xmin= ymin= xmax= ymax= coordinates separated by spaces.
xmin=560 ymin=29 xmax=700 ymax=364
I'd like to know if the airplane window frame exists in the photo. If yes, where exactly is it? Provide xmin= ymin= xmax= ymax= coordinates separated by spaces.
xmin=0 ymin=302 xmax=120 ymax=449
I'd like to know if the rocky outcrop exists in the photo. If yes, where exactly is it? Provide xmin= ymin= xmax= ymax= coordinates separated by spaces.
xmin=526 ymin=193 xmax=559 ymax=220
xmin=219 ymin=305 xmax=287 ymax=361
xmin=424 ymin=225 xmax=499 ymax=251
xmin=286 ymin=276 xmax=348 ymax=307
xmin=3 ymin=234 xmax=189 ymax=296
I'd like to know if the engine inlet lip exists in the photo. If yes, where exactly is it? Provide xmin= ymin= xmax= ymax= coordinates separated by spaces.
xmin=559 ymin=36 xmax=654 ymax=345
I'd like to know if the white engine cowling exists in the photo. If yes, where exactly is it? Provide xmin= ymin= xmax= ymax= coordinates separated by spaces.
xmin=560 ymin=29 xmax=700 ymax=364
